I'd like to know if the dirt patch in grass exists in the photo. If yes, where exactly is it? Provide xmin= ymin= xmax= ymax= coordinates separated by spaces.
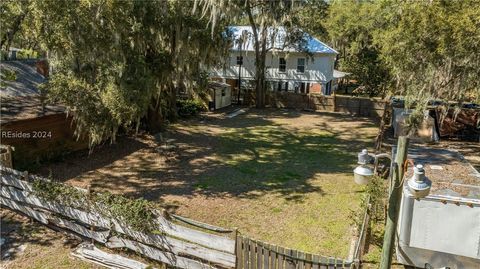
xmin=37 ymin=109 xmax=379 ymax=258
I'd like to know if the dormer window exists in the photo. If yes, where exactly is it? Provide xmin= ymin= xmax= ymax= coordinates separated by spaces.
xmin=297 ymin=58 xmax=305 ymax=73
xmin=279 ymin=57 xmax=286 ymax=72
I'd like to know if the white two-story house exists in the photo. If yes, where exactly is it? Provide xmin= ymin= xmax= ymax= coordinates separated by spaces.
xmin=210 ymin=26 xmax=338 ymax=96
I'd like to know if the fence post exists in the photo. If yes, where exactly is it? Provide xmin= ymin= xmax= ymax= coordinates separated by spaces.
xmin=333 ymin=90 xmax=337 ymax=112
xmin=0 ymin=145 xmax=13 ymax=168
xmin=379 ymin=136 xmax=409 ymax=269
xmin=234 ymin=228 xmax=239 ymax=269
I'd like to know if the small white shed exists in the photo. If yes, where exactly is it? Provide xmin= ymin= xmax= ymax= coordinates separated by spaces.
xmin=208 ymin=81 xmax=232 ymax=110
xmin=396 ymin=147 xmax=480 ymax=268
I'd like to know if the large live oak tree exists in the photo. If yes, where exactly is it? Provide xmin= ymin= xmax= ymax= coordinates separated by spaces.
xmin=4 ymin=0 xmax=230 ymax=146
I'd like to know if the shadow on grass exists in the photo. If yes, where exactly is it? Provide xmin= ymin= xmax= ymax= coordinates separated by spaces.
xmin=135 ymin=110 xmax=372 ymax=203
xmin=0 ymin=209 xmax=77 ymax=261
xmin=37 ymin=109 xmax=378 ymax=209
xmin=36 ymin=136 xmax=149 ymax=181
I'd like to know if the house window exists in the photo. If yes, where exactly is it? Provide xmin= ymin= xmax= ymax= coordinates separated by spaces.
xmin=277 ymin=81 xmax=289 ymax=92
xmin=279 ymin=57 xmax=286 ymax=72
xmin=236 ymin=56 xmax=243 ymax=65
xmin=297 ymin=58 xmax=305 ymax=73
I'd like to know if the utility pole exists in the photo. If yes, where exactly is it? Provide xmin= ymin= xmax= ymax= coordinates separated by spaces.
xmin=379 ymin=136 xmax=409 ymax=269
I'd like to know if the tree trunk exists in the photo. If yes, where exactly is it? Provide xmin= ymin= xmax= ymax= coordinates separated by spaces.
xmin=246 ymin=0 xmax=267 ymax=109
xmin=146 ymin=97 xmax=164 ymax=133
xmin=255 ymin=27 xmax=268 ymax=108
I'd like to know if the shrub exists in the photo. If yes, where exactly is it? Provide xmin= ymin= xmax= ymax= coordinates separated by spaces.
xmin=1 ymin=69 xmax=17 ymax=81
xmin=176 ymin=99 xmax=205 ymax=117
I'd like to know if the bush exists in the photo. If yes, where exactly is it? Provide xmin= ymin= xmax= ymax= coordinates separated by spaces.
xmin=176 ymin=99 xmax=205 ymax=117
xmin=1 ymin=68 xmax=17 ymax=81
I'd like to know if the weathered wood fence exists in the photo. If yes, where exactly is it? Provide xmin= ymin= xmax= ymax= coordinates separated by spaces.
xmin=266 ymin=92 xmax=386 ymax=120
xmin=235 ymin=202 xmax=371 ymax=269
xmin=236 ymin=236 xmax=353 ymax=269
xmin=0 ymin=166 xmax=236 ymax=269
xmin=0 ymin=166 xmax=369 ymax=269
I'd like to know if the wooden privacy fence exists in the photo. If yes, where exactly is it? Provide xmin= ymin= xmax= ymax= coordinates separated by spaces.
xmin=0 ymin=166 xmax=369 ymax=269
xmin=267 ymin=92 xmax=386 ymax=120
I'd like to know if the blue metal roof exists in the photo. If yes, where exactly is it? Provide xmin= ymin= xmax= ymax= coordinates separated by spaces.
xmin=228 ymin=26 xmax=338 ymax=54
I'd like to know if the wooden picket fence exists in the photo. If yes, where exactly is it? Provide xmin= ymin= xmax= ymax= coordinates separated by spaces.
xmin=0 ymin=166 xmax=368 ymax=269
xmin=234 ymin=204 xmax=371 ymax=269
xmin=236 ymin=236 xmax=355 ymax=269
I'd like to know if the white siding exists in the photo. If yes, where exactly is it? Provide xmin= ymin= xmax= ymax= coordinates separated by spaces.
xmin=211 ymin=51 xmax=335 ymax=83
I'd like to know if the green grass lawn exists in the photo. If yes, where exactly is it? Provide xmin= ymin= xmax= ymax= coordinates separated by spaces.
xmin=39 ymin=108 xmax=379 ymax=259
xmin=166 ymin=109 xmax=378 ymax=257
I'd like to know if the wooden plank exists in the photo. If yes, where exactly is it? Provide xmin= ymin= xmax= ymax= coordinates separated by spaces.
xmin=171 ymin=214 xmax=233 ymax=233
xmin=71 ymin=243 xmax=151 ymax=269
xmin=311 ymin=254 xmax=319 ymax=269
xmin=242 ymin=237 xmax=249 ymax=269
xmin=305 ymin=253 xmax=312 ymax=269
xmin=2 ymin=197 xmax=109 ymax=243
xmin=267 ymin=244 xmax=276 ymax=269
xmin=1 ymin=173 xmax=35 ymax=192
xmin=298 ymin=251 xmax=305 ymax=269
xmin=249 ymin=239 xmax=256 ymax=269
xmin=270 ymin=245 xmax=277 ymax=269
xmin=319 ymin=256 xmax=329 ymax=269
xmin=47 ymin=215 xmax=110 ymax=243
xmin=328 ymin=257 xmax=335 ymax=269
xmin=155 ymin=214 xmax=235 ymax=254
xmin=0 ymin=166 xmax=24 ymax=176
xmin=110 ymin=219 xmax=235 ymax=268
xmin=107 ymin=236 xmax=215 ymax=269
xmin=256 ymin=241 xmax=262 ymax=269
xmin=0 ymin=167 xmax=87 ymax=193
xmin=286 ymin=249 xmax=296 ymax=269
xmin=277 ymin=247 xmax=285 ymax=269
xmin=0 ymin=186 xmax=110 ymax=228
xmin=263 ymin=243 xmax=269 ymax=269
xmin=236 ymin=234 xmax=243 ymax=269
xmin=0 ymin=196 xmax=49 ymax=224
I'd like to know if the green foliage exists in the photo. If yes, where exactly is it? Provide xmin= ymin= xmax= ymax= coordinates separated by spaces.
xmin=376 ymin=0 xmax=480 ymax=107
xmin=176 ymin=99 xmax=205 ymax=118
xmin=32 ymin=179 xmax=87 ymax=206
xmin=32 ymin=179 xmax=157 ymax=233
xmin=306 ymin=0 xmax=479 ymax=123
xmin=294 ymin=0 xmax=330 ymax=43
xmin=325 ymin=0 xmax=390 ymax=97
xmin=16 ymin=48 xmax=37 ymax=59
xmin=94 ymin=192 xmax=156 ymax=233
xmin=15 ymin=0 xmax=231 ymax=146
xmin=1 ymin=68 xmax=17 ymax=81
xmin=351 ymin=176 xmax=386 ymax=230
xmin=365 ymin=176 xmax=387 ymax=222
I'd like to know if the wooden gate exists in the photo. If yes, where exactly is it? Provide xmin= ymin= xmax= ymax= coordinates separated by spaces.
xmin=235 ymin=236 xmax=357 ymax=269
